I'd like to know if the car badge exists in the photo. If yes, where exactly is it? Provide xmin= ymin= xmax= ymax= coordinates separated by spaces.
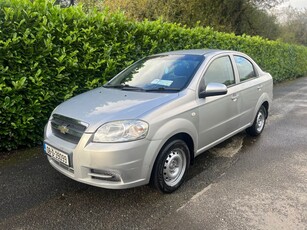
xmin=58 ymin=125 xmax=69 ymax=134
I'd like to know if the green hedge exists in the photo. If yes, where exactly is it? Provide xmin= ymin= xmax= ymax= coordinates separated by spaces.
xmin=1 ymin=0 xmax=307 ymax=151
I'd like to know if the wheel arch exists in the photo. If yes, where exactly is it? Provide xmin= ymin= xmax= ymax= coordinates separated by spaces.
xmin=150 ymin=132 xmax=195 ymax=173
xmin=164 ymin=132 xmax=195 ymax=165
xmin=262 ymin=101 xmax=269 ymax=118
xmin=254 ymin=92 xmax=271 ymax=120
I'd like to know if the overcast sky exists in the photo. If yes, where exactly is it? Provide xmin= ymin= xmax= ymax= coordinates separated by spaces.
xmin=279 ymin=0 xmax=307 ymax=9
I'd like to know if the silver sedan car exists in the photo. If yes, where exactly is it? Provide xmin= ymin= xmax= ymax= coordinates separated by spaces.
xmin=44 ymin=49 xmax=273 ymax=193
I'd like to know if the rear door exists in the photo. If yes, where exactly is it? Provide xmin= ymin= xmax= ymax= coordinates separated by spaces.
xmin=232 ymin=55 xmax=263 ymax=126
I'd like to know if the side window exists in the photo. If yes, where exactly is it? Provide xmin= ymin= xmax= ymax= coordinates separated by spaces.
xmin=234 ymin=56 xmax=257 ymax=81
xmin=204 ymin=56 xmax=235 ymax=86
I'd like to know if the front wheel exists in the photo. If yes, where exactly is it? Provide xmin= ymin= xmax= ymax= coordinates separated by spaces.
xmin=151 ymin=139 xmax=190 ymax=193
xmin=246 ymin=105 xmax=267 ymax=136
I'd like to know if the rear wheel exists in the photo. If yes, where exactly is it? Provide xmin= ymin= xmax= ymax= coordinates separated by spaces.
xmin=246 ymin=105 xmax=267 ymax=136
xmin=151 ymin=139 xmax=190 ymax=193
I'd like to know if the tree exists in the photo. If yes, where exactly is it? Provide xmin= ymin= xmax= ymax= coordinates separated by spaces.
xmin=103 ymin=0 xmax=282 ymax=39
xmin=250 ymin=0 xmax=285 ymax=9
xmin=55 ymin=0 xmax=75 ymax=7
xmin=278 ymin=7 xmax=307 ymax=46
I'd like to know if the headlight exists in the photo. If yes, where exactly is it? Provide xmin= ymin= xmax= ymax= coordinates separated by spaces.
xmin=93 ymin=120 xmax=149 ymax=143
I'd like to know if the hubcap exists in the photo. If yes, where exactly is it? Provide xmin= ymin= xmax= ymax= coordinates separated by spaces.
xmin=163 ymin=148 xmax=187 ymax=186
xmin=256 ymin=110 xmax=265 ymax=133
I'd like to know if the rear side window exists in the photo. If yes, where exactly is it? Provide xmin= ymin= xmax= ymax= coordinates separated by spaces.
xmin=204 ymin=56 xmax=235 ymax=86
xmin=234 ymin=56 xmax=257 ymax=81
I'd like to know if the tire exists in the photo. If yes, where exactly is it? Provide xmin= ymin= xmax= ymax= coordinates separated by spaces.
xmin=246 ymin=105 xmax=267 ymax=136
xmin=151 ymin=139 xmax=190 ymax=193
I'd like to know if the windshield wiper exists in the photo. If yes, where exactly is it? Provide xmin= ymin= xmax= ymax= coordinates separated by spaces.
xmin=103 ymin=84 xmax=145 ymax=91
xmin=145 ymin=87 xmax=181 ymax=92
xmin=103 ymin=84 xmax=124 ymax=89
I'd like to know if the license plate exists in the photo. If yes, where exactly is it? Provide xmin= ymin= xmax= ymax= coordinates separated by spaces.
xmin=44 ymin=144 xmax=69 ymax=166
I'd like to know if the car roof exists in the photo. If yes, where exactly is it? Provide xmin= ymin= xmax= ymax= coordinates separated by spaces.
xmin=154 ymin=49 xmax=231 ymax=56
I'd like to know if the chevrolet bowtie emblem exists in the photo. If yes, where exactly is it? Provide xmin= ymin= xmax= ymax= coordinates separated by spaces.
xmin=58 ymin=125 xmax=69 ymax=134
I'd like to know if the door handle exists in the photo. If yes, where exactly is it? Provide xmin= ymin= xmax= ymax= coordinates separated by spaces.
xmin=231 ymin=94 xmax=239 ymax=101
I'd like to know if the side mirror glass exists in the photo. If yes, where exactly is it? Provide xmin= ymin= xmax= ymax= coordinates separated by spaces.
xmin=199 ymin=82 xmax=227 ymax=98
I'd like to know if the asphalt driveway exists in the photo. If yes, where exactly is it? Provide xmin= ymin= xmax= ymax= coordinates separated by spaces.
xmin=0 ymin=77 xmax=306 ymax=230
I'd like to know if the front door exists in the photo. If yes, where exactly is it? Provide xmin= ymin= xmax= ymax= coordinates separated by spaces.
xmin=197 ymin=55 xmax=240 ymax=152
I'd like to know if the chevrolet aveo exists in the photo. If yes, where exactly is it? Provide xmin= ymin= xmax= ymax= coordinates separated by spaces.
xmin=44 ymin=49 xmax=273 ymax=193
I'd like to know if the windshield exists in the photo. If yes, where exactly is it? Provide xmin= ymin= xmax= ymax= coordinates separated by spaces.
xmin=104 ymin=54 xmax=204 ymax=92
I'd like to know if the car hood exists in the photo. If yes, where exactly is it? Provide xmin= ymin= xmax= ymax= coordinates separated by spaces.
xmin=52 ymin=87 xmax=179 ymax=132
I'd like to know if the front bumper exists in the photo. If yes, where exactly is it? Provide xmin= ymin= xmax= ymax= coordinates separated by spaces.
xmin=44 ymin=123 xmax=161 ymax=189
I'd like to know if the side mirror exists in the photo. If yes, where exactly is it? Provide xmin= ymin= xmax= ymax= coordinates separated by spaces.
xmin=199 ymin=82 xmax=227 ymax=98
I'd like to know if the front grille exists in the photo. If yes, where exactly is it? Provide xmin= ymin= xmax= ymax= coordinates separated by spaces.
xmin=51 ymin=114 xmax=88 ymax=144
